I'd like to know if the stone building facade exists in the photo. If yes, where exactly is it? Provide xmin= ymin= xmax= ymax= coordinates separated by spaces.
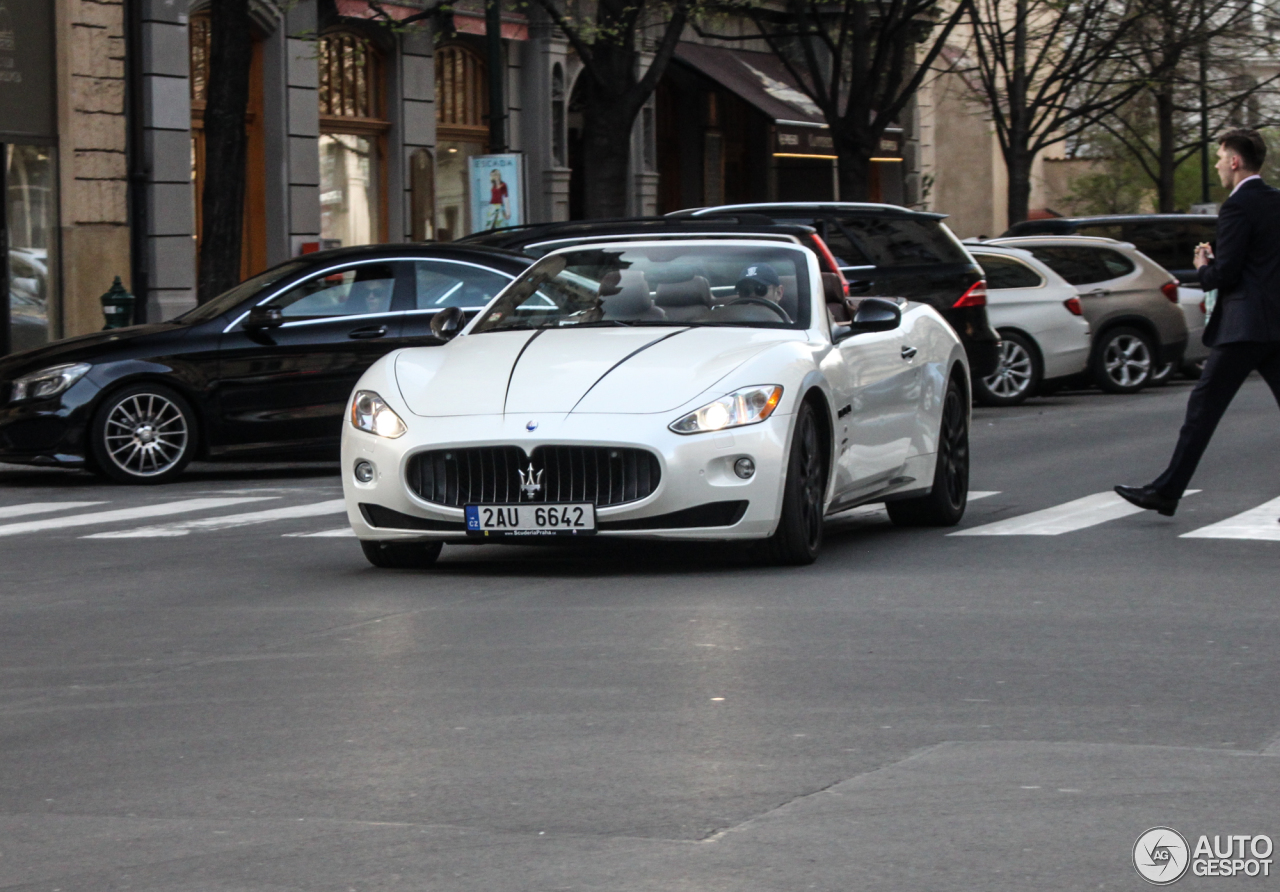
xmin=4 ymin=0 xmax=1010 ymax=354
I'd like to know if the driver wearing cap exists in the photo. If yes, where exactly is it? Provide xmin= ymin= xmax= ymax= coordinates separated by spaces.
xmin=735 ymin=264 xmax=783 ymax=304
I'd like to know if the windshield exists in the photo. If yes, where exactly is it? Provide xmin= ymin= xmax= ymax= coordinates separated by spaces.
xmin=172 ymin=260 xmax=311 ymax=324
xmin=471 ymin=244 xmax=812 ymax=332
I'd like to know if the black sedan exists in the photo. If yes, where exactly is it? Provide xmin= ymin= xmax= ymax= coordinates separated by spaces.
xmin=0 ymin=245 xmax=530 ymax=483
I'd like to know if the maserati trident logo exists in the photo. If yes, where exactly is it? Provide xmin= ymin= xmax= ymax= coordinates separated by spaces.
xmin=519 ymin=463 xmax=543 ymax=499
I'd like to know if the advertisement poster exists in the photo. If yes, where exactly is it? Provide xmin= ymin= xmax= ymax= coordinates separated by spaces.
xmin=468 ymin=153 xmax=524 ymax=234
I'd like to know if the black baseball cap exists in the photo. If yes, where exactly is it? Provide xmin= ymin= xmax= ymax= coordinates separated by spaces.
xmin=737 ymin=263 xmax=781 ymax=290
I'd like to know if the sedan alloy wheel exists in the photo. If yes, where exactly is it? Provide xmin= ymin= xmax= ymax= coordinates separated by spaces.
xmin=975 ymin=331 xmax=1041 ymax=406
xmin=91 ymin=384 xmax=196 ymax=483
xmin=1092 ymin=327 xmax=1154 ymax=394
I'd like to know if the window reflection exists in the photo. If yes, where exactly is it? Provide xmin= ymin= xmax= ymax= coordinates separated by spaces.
xmin=7 ymin=145 xmax=57 ymax=352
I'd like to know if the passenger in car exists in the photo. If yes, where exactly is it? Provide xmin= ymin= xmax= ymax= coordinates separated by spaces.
xmin=735 ymin=264 xmax=784 ymax=304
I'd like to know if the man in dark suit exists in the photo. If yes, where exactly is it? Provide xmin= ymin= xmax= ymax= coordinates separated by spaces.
xmin=1117 ymin=129 xmax=1280 ymax=516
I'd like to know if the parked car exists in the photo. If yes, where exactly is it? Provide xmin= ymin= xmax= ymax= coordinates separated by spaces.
xmin=343 ymin=238 xmax=972 ymax=568
xmin=1002 ymin=215 xmax=1214 ymax=381
xmin=1002 ymin=214 xmax=1216 ymax=285
xmin=966 ymin=245 xmax=1092 ymax=406
xmin=0 ymin=245 xmax=531 ymax=483
xmin=983 ymin=236 xmax=1188 ymax=394
xmin=668 ymin=202 xmax=1001 ymax=378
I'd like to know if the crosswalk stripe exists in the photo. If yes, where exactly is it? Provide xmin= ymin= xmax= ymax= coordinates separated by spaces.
xmin=949 ymin=490 xmax=1200 ymax=536
xmin=1181 ymin=495 xmax=1280 ymax=541
xmin=0 ymin=501 xmax=106 ymax=520
xmin=283 ymin=527 xmax=356 ymax=538
xmin=84 ymin=499 xmax=347 ymax=539
xmin=0 ymin=497 xmax=275 ymax=538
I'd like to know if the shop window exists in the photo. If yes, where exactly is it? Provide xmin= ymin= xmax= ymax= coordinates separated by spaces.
xmin=4 ymin=146 xmax=58 ymax=353
xmin=551 ymin=64 xmax=566 ymax=167
xmin=189 ymin=12 xmax=268 ymax=280
xmin=318 ymin=31 xmax=388 ymax=248
xmin=434 ymin=43 xmax=488 ymax=241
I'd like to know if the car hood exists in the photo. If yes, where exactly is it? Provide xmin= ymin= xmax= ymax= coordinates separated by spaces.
xmin=0 ymin=324 xmax=188 ymax=376
xmin=394 ymin=326 xmax=795 ymax=417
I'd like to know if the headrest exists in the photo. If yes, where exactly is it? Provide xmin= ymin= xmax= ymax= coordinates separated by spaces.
xmin=600 ymin=270 xmax=653 ymax=318
xmin=654 ymin=276 xmax=712 ymax=308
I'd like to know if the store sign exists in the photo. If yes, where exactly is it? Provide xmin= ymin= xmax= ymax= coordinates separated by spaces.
xmin=0 ymin=0 xmax=56 ymax=142
xmin=774 ymin=125 xmax=836 ymax=158
xmin=773 ymin=125 xmax=905 ymax=161
xmin=468 ymin=153 xmax=525 ymax=234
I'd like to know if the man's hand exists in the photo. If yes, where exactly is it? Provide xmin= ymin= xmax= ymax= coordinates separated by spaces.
xmin=1194 ymin=242 xmax=1214 ymax=270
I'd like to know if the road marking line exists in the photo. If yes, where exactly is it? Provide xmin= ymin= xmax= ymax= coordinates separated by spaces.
xmin=0 ymin=501 xmax=106 ymax=520
xmin=949 ymin=490 xmax=1199 ymax=536
xmin=283 ymin=527 xmax=356 ymax=538
xmin=1181 ymin=495 xmax=1280 ymax=541
xmin=0 ymin=497 xmax=275 ymax=538
xmin=970 ymin=491 xmax=1000 ymax=501
xmin=85 ymin=499 xmax=347 ymax=539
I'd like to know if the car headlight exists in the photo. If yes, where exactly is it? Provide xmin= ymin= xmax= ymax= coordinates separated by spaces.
xmin=10 ymin=362 xmax=92 ymax=402
xmin=350 ymin=390 xmax=407 ymax=438
xmin=669 ymin=385 xmax=783 ymax=435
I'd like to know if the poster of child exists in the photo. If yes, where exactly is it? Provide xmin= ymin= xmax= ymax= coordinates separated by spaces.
xmin=468 ymin=153 xmax=524 ymax=235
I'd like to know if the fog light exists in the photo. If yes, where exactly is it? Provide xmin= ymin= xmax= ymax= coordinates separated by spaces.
xmin=733 ymin=457 xmax=756 ymax=479
xmin=354 ymin=460 xmax=375 ymax=483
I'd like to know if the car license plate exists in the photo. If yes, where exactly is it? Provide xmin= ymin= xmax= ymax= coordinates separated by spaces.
xmin=464 ymin=503 xmax=596 ymax=536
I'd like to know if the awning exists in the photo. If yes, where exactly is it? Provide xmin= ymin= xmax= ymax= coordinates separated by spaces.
xmin=672 ymin=42 xmax=903 ymax=161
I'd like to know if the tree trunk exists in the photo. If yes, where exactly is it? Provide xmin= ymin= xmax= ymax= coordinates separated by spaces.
xmin=198 ymin=0 xmax=253 ymax=303
xmin=579 ymin=82 xmax=636 ymax=218
xmin=1155 ymin=83 xmax=1177 ymax=212
xmin=1005 ymin=143 xmax=1034 ymax=226
xmin=836 ymin=138 xmax=871 ymax=201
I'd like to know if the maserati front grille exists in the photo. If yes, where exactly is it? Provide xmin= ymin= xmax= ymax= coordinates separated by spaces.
xmin=407 ymin=445 xmax=661 ymax=508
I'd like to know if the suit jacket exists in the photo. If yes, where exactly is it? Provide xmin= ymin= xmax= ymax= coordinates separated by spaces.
xmin=1198 ymin=177 xmax=1280 ymax=346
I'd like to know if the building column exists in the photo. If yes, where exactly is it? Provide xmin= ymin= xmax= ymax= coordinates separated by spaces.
xmin=137 ymin=0 xmax=195 ymax=321
xmin=284 ymin=1 xmax=320 ymax=255
xmin=522 ymin=16 xmax=570 ymax=224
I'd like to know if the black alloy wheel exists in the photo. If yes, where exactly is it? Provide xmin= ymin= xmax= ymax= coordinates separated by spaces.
xmin=767 ymin=401 xmax=827 ymax=565
xmin=89 ymin=383 xmax=197 ymax=484
xmin=887 ymin=376 xmax=969 ymax=527
xmin=361 ymin=539 xmax=444 ymax=569
xmin=1091 ymin=326 xmax=1156 ymax=394
xmin=974 ymin=331 xmax=1042 ymax=407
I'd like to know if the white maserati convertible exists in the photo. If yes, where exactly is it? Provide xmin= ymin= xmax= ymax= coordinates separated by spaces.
xmin=341 ymin=238 xmax=971 ymax=567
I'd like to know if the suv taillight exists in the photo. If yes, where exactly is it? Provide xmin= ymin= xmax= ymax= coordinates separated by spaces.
xmin=1063 ymin=296 xmax=1083 ymax=316
xmin=1161 ymin=281 xmax=1179 ymax=303
xmin=952 ymin=281 xmax=987 ymax=308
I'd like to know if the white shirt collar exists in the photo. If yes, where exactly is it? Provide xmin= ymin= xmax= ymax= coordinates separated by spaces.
xmin=1231 ymin=174 xmax=1262 ymax=195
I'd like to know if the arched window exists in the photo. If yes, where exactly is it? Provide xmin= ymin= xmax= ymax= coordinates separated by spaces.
xmin=551 ymin=64 xmax=566 ymax=168
xmin=318 ymin=31 xmax=388 ymax=247
xmin=434 ymin=44 xmax=488 ymax=241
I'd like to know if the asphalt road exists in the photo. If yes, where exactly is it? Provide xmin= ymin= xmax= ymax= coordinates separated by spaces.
xmin=2 ymin=378 xmax=1280 ymax=891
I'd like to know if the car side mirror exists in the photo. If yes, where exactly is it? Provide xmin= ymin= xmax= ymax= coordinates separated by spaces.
xmin=431 ymin=305 xmax=466 ymax=340
xmin=244 ymin=305 xmax=284 ymax=329
xmin=833 ymin=298 xmax=901 ymax=342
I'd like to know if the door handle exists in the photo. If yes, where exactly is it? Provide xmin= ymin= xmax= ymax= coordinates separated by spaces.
xmin=901 ymin=345 xmax=918 ymax=360
xmin=348 ymin=325 xmax=388 ymax=339
xmin=1081 ymin=288 xmax=1110 ymax=297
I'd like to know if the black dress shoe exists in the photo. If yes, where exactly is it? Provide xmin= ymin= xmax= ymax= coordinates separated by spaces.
xmin=1115 ymin=485 xmax=1178 ymax=517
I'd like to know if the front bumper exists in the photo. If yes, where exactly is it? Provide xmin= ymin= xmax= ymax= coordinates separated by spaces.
xmin=341 ymin=411 xmax=795 ymax=542
xmin=0 ymin=384 xmax=96 ymax=467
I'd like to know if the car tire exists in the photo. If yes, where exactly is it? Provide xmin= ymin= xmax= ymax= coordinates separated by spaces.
xmin=1091 ymin=327 xmax=1156 ymax=394
xmin=766 ymin=401 xmax=827 ymax=565
xmin=974 ymin=331 xmax=1042 ymax=406
xmin=360 ymin=539 xmax=444 ymax=569
xmin=886 ymin=376 xmax=969 ymax=527
xmin=89 ymin=383 xmax=197 ymax=484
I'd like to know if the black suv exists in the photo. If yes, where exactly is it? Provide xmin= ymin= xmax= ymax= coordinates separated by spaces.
xmin=673 ymin=203 xmax=1000 ymax=377
xmin=1003 ymin=214 xmax=1216 ymax=285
